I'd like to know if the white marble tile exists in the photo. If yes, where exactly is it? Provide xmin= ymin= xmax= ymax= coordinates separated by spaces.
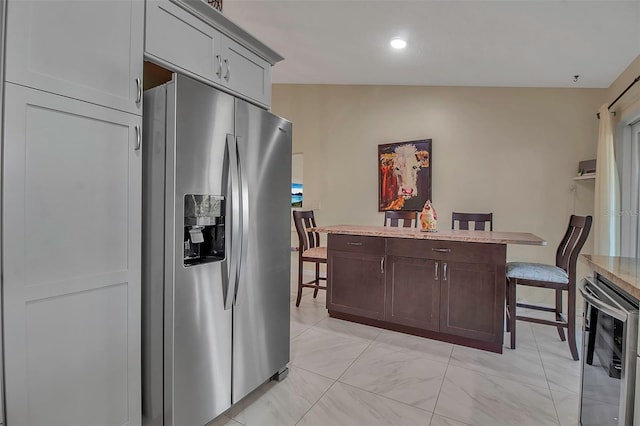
xmin=429 ymin=414 xmax=471 ymax=426
xmin=551 ymin=389 xmax=580 ymax=426
xmin=290 ymin=297 xmax=329 ymax=327
xmin=339 ymin=343 xmax=447 ymax=412
xmin=297 ymin=382 xmax=432 ymax=426
xmin=435 ymin=365 xmax=560 ymax=426
xmin=372 ymin=329 xmax=453 ymax=364
xmin=227 ymin=366 xmax=333 ymax=426
xmin=538 ymin=343 xmax=582 ymax=394
xmin=530 ymin=318 xmax=583 ymax=345
xmin=450 ymin=342 xmax=548 ymax=390
xmin=313 ymin=317 xmax=382 ymax=342
xmin=290 ymin=327 xmax=370 ymax=379
xmin=290 ymin=319 xmax=311 ymax=340
xmin=503 ymin=320 xmax=538 ymax=350
xmin=205 ymin=414 xmax=242 ymax=426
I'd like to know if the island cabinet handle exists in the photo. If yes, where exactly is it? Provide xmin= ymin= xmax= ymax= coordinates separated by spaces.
xmin=432 ymin=248 xmax=452 ymax=253
xmin=347 ymin=242 xmax=363 ymax=246
xmin=443 ymin=262 xmax=448 ymax=281
xmin=380 ymin=257 xmax=384 ymax=274
xmin=434 ymin=262 xmax=439 ymax=281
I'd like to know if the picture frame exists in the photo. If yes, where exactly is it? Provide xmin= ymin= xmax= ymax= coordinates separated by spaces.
xmin=378 ymin=139 xmax=432 ymax=211
xmin=291 ymin=182 xmax=303 ymax=208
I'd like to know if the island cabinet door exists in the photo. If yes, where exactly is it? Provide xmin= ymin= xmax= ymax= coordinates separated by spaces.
xmin=439 ymin=260 xmax=505 ymax=343
xmin=327 ymin=235 xmax=386 ymax=320
xmin=327 ymin=251 xmax=386 ymax=320
xmin=384 ymin=256 xmax=440 ymax=331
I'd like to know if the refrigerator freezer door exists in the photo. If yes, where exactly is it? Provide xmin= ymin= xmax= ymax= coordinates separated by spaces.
xmin=170 ymin=75 xmax=235 ymax=425
xmin=232 ymin=99 xmax=292 ymax=402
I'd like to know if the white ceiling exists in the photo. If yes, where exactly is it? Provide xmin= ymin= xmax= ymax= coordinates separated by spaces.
xmin=223 ymin=0 xmax=640 ymax=88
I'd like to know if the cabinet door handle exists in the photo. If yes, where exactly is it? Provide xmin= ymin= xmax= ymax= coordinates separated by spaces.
xmin=434 ymin=262 xmax=439 ymax=281
xmin=135 ymin=125 xmax=141 ymax=151
xmin=223 ymin=59 xmax=230 ymax=81
xmin=216 ymin=55 xmax=223 ymax=78
xmin=380 ymin=257 xmax=384 ymax=274
xmin=135 ymin=77 xmax=142 ymax=104
xmin=346 ymin=242 xmax=363 ymax=246
xmin=432 ymin=248 xmax=451 ymax=253
xmin=443 ymin=262 xmax=448 ymax=281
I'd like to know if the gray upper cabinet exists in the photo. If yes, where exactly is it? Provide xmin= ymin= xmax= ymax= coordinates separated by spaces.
xmin=145 ymin=0 xmax=280 ymax=108
xmin=220 ymin=36 xmax=271 ymax=106
xmin=145 ymin=0 xmax=222 ymax=84
xmin=4 ymin=0 xmax=144 ymax=115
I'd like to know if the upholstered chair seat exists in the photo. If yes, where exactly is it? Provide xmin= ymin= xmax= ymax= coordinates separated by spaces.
xmin=506 ymin=262 xmax=569 ymax=285
xmin=301 ymin=246 xmax=327 ymax=261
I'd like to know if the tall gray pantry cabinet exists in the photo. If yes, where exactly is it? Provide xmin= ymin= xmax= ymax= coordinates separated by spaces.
xmin=2 ymin=1 xmax=144 ymax=425
xmin=0 ymin=0 xmax=282 ymax=425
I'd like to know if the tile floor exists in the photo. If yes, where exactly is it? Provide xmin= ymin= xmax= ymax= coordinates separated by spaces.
xmin=214 ymin=275 xmax=584 ymax=426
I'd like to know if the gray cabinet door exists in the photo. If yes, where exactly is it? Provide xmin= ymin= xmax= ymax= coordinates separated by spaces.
xmin=145 ymin=0 xmax=222 ymax=87
xmin=5 ymin=0 xmax=144 ymax=115
xmin=2 ymin=83 xmax=142 ymax=426
xmin=221 ymin=36 xmax=271 ymax=107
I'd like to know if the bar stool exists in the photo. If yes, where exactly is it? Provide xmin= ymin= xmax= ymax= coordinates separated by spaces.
xmin=384 ymin=211 xmax=417 ymax=228
xmin=452 ymin=212 xmax=493 ymax=231
xmin=292 ymin=210 xmax=327 ymax=307
xmin=506 ymin=215 xmax=592 ymax=360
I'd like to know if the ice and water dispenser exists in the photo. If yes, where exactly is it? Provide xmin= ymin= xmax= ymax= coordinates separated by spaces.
xmin=183 ymin=194 xmax=225 ymax=266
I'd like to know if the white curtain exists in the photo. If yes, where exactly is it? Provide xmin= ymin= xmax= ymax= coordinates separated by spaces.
xmin=593 ymin=104 xmax=620 ymax=256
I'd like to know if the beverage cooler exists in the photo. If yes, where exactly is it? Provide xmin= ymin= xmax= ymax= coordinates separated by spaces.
xmin=579 ymin=276 xmax=639 ymax=426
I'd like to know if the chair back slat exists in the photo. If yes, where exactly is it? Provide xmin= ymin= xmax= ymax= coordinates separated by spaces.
xmin=452 ymin=212 xmax=493 ymax=231
xmin=293 ymin=210 xmax=321 ymax=252
xmin=555 ymin=215 xmax=592 ymax=277
xmin=384 ymin=211 xmax=417 ymax=228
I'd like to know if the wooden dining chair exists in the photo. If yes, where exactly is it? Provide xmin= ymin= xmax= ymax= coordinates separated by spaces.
xmin=384 ymin=210 xmax=418 ymax=228
xmin=452 ymin=212 xmax=493 ymax=231
xmin=292 ymin=210 xmax=327 ymax=307
xmin=506 ymin=215 xmax=592 ymax=360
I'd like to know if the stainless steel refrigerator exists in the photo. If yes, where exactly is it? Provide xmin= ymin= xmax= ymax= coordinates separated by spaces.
xmin=142 ymin=73 xmax=291 ymax=426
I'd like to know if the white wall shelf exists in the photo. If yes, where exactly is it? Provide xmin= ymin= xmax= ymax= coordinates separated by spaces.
xmin=573 ymin=173 xmax=596 ymax=180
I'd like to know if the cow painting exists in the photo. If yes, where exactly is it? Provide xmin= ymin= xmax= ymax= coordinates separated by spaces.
xmin=378 ymin=139 xmax=432 ymax=211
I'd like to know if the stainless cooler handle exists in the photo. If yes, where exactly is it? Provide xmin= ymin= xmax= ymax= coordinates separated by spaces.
xmin=578 ymin=278 xmax=628 ymax=322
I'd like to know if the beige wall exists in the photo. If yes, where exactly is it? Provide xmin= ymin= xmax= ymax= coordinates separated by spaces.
xmin=275 ymin=84 xmax=605 ymax=303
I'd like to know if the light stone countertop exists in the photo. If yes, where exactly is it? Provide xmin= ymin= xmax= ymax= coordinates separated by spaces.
xmin=581 ymin=254 xmax=640 ymax=300
xmin=310 ymin=225 xmax=546 ymax=246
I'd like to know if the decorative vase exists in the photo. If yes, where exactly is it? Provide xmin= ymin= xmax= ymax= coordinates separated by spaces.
xmin=207 ymin=0 xmax=223 ymax=12
xmin=419 ymin=200 xmax=437 ymax=232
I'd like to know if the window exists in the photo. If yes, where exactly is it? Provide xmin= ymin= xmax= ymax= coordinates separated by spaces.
xmin=617 ymin=117 xmax=640 ymax=257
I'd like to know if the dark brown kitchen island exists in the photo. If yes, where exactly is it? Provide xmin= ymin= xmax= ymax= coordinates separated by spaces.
xmin=312 ymin=225 xmax=546 ymax=354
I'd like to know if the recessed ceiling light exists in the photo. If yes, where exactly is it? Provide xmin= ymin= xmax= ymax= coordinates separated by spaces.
xmin=390 ymin=38 xmax=407 ymax=49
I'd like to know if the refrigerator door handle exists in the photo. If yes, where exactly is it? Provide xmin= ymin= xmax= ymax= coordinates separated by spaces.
xmin=234 ymin=136 xmax=250 ymax=305
xmin=224 ymin=133 xmax=241 ymax=310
